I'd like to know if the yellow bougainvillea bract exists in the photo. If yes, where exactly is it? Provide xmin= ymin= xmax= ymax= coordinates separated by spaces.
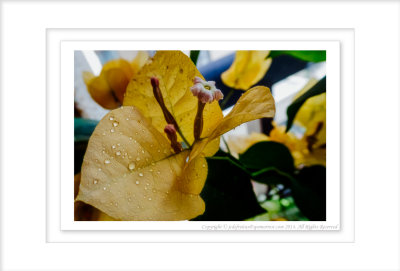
xmin=83 ymin=51 xmax=149 ymax=109
xmin=221 ymin=51 xmax=272 ymax=90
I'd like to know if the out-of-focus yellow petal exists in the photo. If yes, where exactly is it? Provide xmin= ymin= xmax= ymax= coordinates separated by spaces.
xmin=76 ymin=106 xmax=206 ymax=221
xmin=84 ymin=71 xmax=121 ymax=110
xmin=83 ymin=55 xmax=149 ymax=109
xmin=221 ymin=51 xmax=272 ymax=90
xmin=294 ymin=92 xmax=326 ymax=146
xmin=123 ymin=51 xmax=223 ymax=147
xmin=227 ymin=132 xmax=269 ymax=158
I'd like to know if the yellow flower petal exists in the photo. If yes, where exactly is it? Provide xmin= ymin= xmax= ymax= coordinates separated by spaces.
xmin=123 ymin=51 xmax=223 ymax=147
xmin=83 ymin=53 xmax=149 ymax=109
xmin=83 ymin=71 xmax=121 ymax=110
xmin=189 ymin=86 xmax=275 ymax=161
xmin=221 ymin=51 xmax=272 ymax=90
xmin=227 ymin=132 xmax=269 ymax=158
xmin=294 ymin=92 xmax=326 ymax=145
xmin=76 ymin=106 xmax=205 ymax=221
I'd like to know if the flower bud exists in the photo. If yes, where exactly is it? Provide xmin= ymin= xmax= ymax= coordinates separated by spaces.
xmin=164 ymin=124 xmax=182 ymax=153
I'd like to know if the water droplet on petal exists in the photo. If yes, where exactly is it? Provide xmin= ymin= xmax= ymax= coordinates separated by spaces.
xmin=104 ymin=159 xmax=111 ymax=164
xmin=139 ymin=172 xmax=143 ymax=177
xmin=116 ymin=151 xmax=121 ymax=156
xmin=103 ymin=187 xmax=107 ymax=190
xmin=135 ymin=181 xmax=140 ymax=185
xmin=128 ymin=162 xmax=135 ymax=171
xmin=148 ymin=197 xmax=152 ymax=201
xmin=112 ymin=145 xmax=116 ymax=149
xmin=136 ymin=157 xmax=141 ymax=161
xmin=93 ymin=179 xmax=98 ymax=184
xmin=110 ymin=128 xmax=115 ymax=133
xmin=113 ymin=121 xmax=119 ymax=127
xmin=109 ymin=116 xmax=114 ymax=121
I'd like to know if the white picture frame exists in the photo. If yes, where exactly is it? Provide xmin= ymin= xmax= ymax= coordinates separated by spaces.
xmin=1 ymin=1 xmax=399 ymax=270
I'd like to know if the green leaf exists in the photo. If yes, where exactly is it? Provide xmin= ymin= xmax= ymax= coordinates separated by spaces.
xmin=286 ymin=76 xmax=326 ymax=132
xmin=74 ymin=118 xmax=98 ymax=142
xmin=290 ymin=165 xmax=326 ymax=221
xmin=250 ymin=167 xmax=293 ymax=186
xmin=269 ymin=50 xmax=326 ymax=62
xmin=192 ymin=157 xmax=265 ymax=221
xmin=239 ymin=141 xmax=295 ymax=173
xmin=190 ymin=50 xmax=200 ymax=65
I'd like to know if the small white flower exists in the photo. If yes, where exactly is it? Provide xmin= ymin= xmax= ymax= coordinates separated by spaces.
xmin=190 ymin=76 xmax=224 ymax=104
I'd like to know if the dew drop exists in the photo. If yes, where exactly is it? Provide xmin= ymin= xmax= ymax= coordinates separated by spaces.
xmin=109 ymin=116 xmax=114 ymax=121
xmin=136 ymin=157 xmax=141 ymax=161
xmin=103 ymin=187 xmax=107 ymax=190
xmin=128 ymin=162 xmax=135 ymax=171
xmin=98 ymin=168 xmax=102 ymax=171
xmin=116 ymin=151 xmax=121 ymax=156
xmin=129 ymin=137 xmax=132 ymax=140
xmin=202 ymin=164 xmax=206 ymax=168
xmin=139 ymin=172 xmax=144 ymax=177
xmin=104 ymin=159 xmax=111 ymax=164
xmin=148 ymin=197 xmax=152 ymax=201
xmin=112 ymin=145 xmax=116 ymax=149
xmin=114 ymin=202 xmax=118 ymax=206
xmin=93 ymin=179 xmax=98 ymax=184
xmin=157 ymin=149 xmax=161 ymax=153
xmin=117 ymin=143 xmax=120 ymax=146
xmin=141 ymin=150 xmax=145 ymax=154
xmin=126 ymin=118 xmax=129 ymax=121
xmin=113 ymin=121 xmax=119 ymax=127
xmin=110 ymin=128 xmax=115 ymax=133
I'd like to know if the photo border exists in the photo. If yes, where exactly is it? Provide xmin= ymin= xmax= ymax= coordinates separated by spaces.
xmin=3 ymin=1 xmax=399 ymax=271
